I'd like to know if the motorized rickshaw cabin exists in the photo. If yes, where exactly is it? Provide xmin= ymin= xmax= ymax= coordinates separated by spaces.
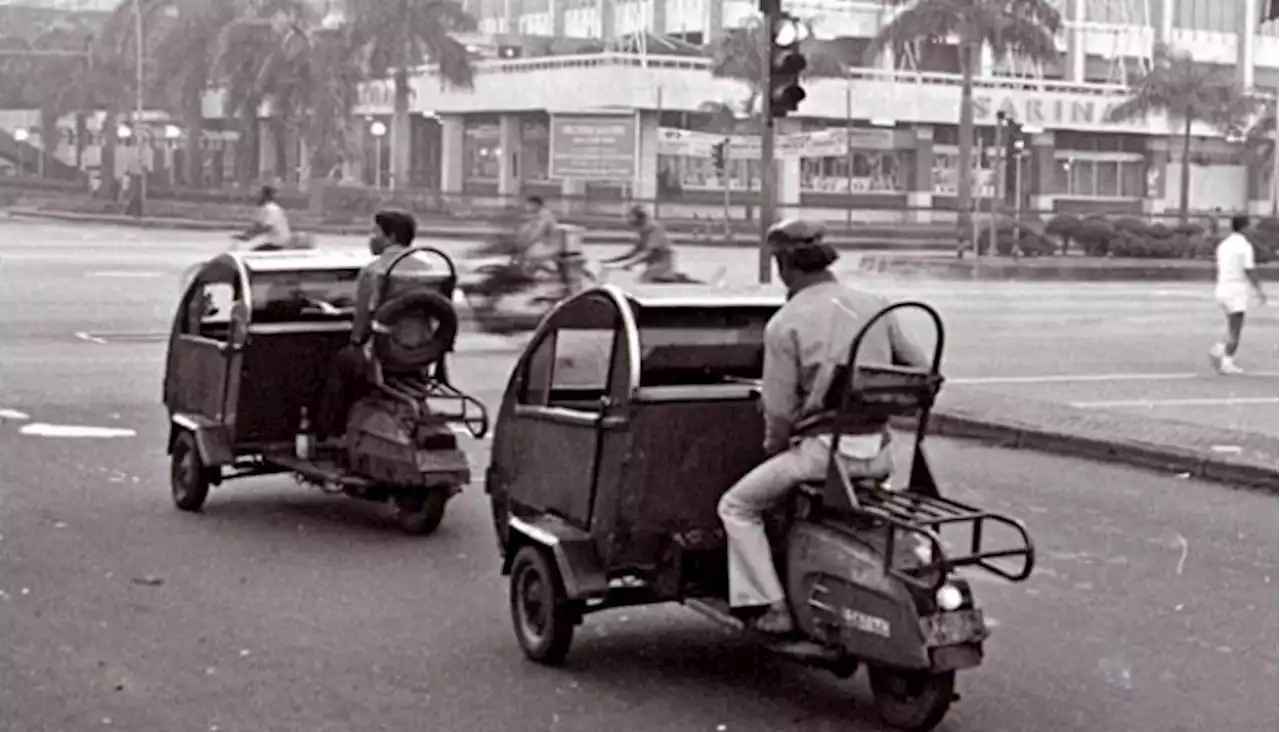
xmin=487 ymin=284 xmax=1035 ymax=731
xmin=164 ymin=247 xmax=487 ymax=535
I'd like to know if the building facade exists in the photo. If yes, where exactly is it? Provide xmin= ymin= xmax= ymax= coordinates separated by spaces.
xmin=346 ymin=0 xmax=1279 ymax=219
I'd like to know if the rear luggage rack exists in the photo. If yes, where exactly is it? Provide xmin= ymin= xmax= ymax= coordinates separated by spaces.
xmin=853 ymin=486 xmax=1036 ymax=592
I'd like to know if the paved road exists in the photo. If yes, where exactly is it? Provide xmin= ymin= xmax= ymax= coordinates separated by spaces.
xmin=2 ymin=219 xmax=1276 ymax=436
xmin=0 ymin=219 xmax=1277 ymax=731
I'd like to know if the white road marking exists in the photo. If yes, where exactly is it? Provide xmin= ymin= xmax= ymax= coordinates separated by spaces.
xmin=18 ymin=423 xmax=137 ymax=438
xmin=1071 ymin=396 xmax=1280 ymax=409
xmin=0 ymin=409 xmax=31 ymax=421
xmin=86 ymin=270 xmax=165 ymax=278
xmin=951 ymin=371 xmax=1279 ymax=385
xmin=74 ymin=331 xmax=109 ymax=345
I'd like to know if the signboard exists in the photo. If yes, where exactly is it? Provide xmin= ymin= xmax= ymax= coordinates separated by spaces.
xmin=549 ymin=114 xmax=637 ymax=181
xmin=657 ymin=127 xmax=898 ymax=160
xmin=972 ymin=93 xmax=1128 ymax=130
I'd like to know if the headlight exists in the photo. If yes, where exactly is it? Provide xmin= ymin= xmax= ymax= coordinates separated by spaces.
xmin=935 ymin=584 xmax=964 ymax=611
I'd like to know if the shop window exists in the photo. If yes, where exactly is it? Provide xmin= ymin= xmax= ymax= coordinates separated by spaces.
xmin=1053 ymin=158 xmax=1146 ymax=198
xmin=801 ymin=151 xmax=910 ymax=194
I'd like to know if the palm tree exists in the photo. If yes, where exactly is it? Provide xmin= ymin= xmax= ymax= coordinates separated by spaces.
xmin=213 ymin=4 xmax=364 ymax=185
xmin=0 ymin=22 xmax=95 ymax=175
xmin=1244 ymin=98 xmax=1276 ymax=215
xmin=1108 ymin=45 xmax=1256 ymax=221
xmin=344 ymin=0 xmax=478 ymax=189
xmin=867 ymin=0 xmax=1062 ymax=225
xmin=146 ymin=0 xmax=244 ymax=187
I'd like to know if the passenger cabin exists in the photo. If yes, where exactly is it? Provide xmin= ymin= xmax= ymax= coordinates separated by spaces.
xmin=492 ymin=286 xmax=785 ymax=574
xmin=163 ymin=249 xmax=455 ymax=453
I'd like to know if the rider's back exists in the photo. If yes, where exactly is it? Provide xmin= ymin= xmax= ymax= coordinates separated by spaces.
xmin=773 ymin=278 xmax=924 ymax=433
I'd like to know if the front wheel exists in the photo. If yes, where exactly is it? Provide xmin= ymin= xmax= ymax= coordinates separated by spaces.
xmin=170 ymin=431 xmax=211 ymax=512
xmin=509 ymin=545 xmax=575 ymax=666
xmin=391 ymin=489 xmax=448 ymax=536
xmin=867 ymin=668 xmax=956 ymax=732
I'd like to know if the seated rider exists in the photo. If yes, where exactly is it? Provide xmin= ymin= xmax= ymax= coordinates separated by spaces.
xmin=318 ymin=210 xmax=431 ymax=439
xmin=517 ymin=195 xmax=561 ymax=278
xmin=716 ymin=219 xmax=928 ymax=635
xmin=233 ymin=185 xmax=300 ymax=251
xmin=603 ymin=206 xmax=691 ymax=283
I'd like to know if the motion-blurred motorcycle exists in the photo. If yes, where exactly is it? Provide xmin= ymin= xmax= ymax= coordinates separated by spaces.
xmin=457 ymin=232 xmax=597 ymax=335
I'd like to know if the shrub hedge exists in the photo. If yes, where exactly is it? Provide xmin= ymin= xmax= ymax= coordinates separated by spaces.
xmin=1030 ymin=214 xmax=1278 ymax=262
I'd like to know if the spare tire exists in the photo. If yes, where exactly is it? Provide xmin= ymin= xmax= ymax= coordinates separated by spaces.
xmin=372 ymin=289 xmax=459 ymax=372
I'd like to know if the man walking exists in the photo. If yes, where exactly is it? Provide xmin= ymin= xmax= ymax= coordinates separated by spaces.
xmin=1209 ymin=214 xmax=1268 ymax=375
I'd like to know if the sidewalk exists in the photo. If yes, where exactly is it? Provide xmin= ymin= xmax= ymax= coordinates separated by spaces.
xmin=926 ymin=387 xmax=1278 ymax=491
xmin=3 ymin=207 xmax=954 ymax=252
xmin=859 ymin=252 xmax=1280 ymax=282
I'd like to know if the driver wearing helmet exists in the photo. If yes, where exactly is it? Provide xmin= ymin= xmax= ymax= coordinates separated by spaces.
xmin=717 ymin=219 xmax=927 ymax=635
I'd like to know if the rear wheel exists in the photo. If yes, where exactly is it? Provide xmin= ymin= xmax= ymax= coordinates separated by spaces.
xmin=509 ymin=545 xmax=575 ymax=666
xmin=392 ymin=489 xmax=448 ymax=536
xmin=867 ymin=668 xmax=956 ymax=732
xmin=170 ymin=431 xmax=211 ymax=513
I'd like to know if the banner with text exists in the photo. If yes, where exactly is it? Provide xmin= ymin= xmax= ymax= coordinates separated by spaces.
xmin=657 ymin=127 xmax=899 ymax=160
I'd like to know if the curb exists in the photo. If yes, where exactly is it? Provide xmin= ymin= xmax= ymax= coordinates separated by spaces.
xmin=3 ymin=208 xmax=954 ymax=253
xmin=924 ymin=410 xmax=1278 ymax=493
xmin=859 ymin=254 xmax=1280 ymax=282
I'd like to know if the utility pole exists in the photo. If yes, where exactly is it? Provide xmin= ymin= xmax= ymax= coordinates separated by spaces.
xmin=757 ymin=0 xmax=807 ymax=284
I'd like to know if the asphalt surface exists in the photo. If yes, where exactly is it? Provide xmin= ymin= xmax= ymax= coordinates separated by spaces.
xmin=0 ymin=219 xmax=1278 ymax=731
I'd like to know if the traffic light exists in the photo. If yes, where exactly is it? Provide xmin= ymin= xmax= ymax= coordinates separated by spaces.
xmin=711 ymin=139 xmax=728 ymax=176
xmin=766 ymin=13 xmax=807 ymax=119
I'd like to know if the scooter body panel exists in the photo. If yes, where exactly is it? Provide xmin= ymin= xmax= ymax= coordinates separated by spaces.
xmin=785 ymin=521 xmax=933 ymax=671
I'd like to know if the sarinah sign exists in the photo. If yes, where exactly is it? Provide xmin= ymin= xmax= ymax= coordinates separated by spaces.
xmin=972 ymin=94 xmax=1126 ymax=129
xmin=549 ymin=114 xmax=637 ymax=181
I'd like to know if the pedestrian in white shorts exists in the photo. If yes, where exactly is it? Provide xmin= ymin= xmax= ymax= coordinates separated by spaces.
xmin=1209 ymin=214 xmax=1268 ymax=375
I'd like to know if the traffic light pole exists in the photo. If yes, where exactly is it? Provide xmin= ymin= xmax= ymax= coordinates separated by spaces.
xmin=758 ymin=118 xmax=776 ymax=284
xmin=757 ymin=21 xmax=776 ymax=285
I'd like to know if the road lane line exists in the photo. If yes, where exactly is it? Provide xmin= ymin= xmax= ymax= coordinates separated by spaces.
xmin=74 ymin=331 xmax=108 ymax=345
xmin=952 ymin=372 xmax=1280 ymax=385
xmin=86 ymin=271 xmax=165 ymax=278
xmin=1071 ymin=397 xmax=1280 ymax=408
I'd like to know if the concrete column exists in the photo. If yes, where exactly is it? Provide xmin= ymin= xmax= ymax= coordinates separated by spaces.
xmin=598 ymin=0 xmax=615 ymax=40
xmin=561 ymin=178 xmax=587 ymax=216
xmin=907 ymin=125 xmax=933 ymax=223
xmin=1150 ymin=0 xmax=1173 ymax=49
xmin=498 ymin=113 xmax=522 ymax=198
xmin=634 ymin=111 xmax=659 ymax=202
xmin=1241 ymin=0 xmax=1258 ymax=89
xmin=258 ymin=120 xmax=276 ymax=179
xmin=651 ymin=0 xmax=667 ymax=35
xmin=551 ymin=0 xmax=565 ymax=36
xmin=503 ymin=0 xmax=515 ymax=33
xmin=1246 ymin=136 xmax=1276 ymax=215
xmin=1027 ymin=131 xmax=1056 ymax=214
xmin=775 ymin=118 xmax=802 ymax=218
xmin=705 ymin=0 xmax=723 ymax=41
xmin=1142 ymin=137 xmax=1170 ymax=215
xmin=439 ymin=113 xmax=465 ymax=195
xmin=1065 ymin=0 xmax=1085 ymax=82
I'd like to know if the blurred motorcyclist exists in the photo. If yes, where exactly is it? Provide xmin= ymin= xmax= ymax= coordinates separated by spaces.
xmin=602 ymin=206 xmax=699 ymax=283
xmin=233 ymin=185 xmax=310 ymax=250
xmin=516 ymin=195 xmax=560 ymax=277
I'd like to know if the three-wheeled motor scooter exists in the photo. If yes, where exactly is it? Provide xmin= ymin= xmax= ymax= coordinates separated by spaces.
xmin=163 ymin=246 xmax=488 ymax=535
xmin=486 ymin=284 xmax=1036 ymax=731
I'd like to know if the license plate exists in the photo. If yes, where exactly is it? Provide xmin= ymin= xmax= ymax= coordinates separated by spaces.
xmin=920 ymin=608 xmax=986 ymax=647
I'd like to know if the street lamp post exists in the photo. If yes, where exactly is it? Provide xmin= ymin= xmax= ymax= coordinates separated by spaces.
xmin=13 ymin=128 xmax=28 ymax=176
xmin=370 ymin=121 xmax=388 ymax=189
